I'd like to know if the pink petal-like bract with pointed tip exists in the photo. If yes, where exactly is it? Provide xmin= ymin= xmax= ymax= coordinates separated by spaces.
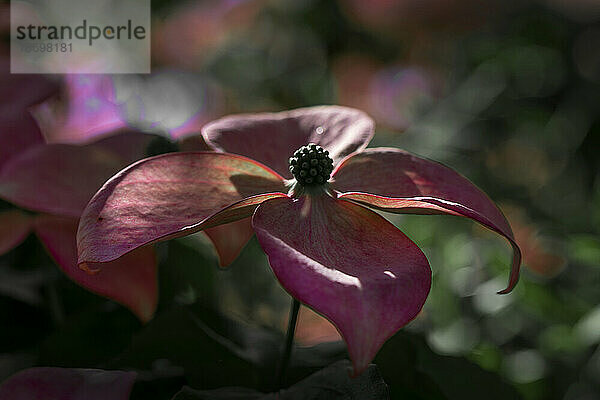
xmin=35 ymin=215 xmax=157 ymax=322
xmin=0 ymin=367 xmax=136 ymax=400
xmin=252 ymin=194 xmax=431 ymax=375
xmin=332 ymin=147 xmax=521 ymax=293
xmin=77 ymin=152 xmax=287 ymax=265
xmin=0 ymin=210 xmax=32 ymax=255
xmin=201 ymin=106 xmax=375 ymax=178
xmin=204 ymin=217 xmax=255 ymax=267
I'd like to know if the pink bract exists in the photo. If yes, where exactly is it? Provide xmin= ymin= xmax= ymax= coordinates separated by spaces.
xmin=76 ymin=105 xmax=522 ymax=374
xmin=253 ymin=194 xmax=430 ymax=373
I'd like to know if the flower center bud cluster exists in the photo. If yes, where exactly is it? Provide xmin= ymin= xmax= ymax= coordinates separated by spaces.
xmin=288 ymin=143 xmax=333 ymax=185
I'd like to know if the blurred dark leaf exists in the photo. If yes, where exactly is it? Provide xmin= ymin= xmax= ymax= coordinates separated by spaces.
xmin=37 ymin=305 xmax=139 ymax=366
xmin=110 ymin=302 xmax=347 ymax=392
xmin=276 ymin=360 xmax=389 ymax=400
xmin=110 ymin=304 xmax=258 ymax=389
xmin=172 ymin=386 xmax=263 ymax=400
xmin=569 ymin=235 xmax=600 ymax=267
xmin=157 ymin=240 xmax=217 ymax=310
xmin=0 ymin=265 xmax=49 ymax=306
xmin=0 ymin=293 xmax=51 ymax=354
xmin=376 ymin=331 xmax=521 ymax=400
xmin=172 ymin=360 xmax=389 ymax=400
xmin=130 ymin=371 xmax=187 ymax=400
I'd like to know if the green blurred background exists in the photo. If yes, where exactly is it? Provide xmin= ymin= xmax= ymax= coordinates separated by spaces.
xmin=1 ymin=0 xmax=599 ymax=399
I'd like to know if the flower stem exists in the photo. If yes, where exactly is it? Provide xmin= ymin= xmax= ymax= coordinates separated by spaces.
xmin=276 ymin=298 xmax=300 ymax=390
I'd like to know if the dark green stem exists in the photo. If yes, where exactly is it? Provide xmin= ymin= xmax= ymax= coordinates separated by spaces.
xmin=276 ymin=298 xmax=300 ymax=390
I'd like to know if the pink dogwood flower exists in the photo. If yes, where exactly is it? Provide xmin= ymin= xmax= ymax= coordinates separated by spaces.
xmin=76 ymin=106 xmax=521 ymax=374
xmin=31 ymin=72 xmax=224 ymax=146
xmin=0 ymin=62 xmax=162 ymax=321
xmin=0 ymin=124 xmax=159 ymax=321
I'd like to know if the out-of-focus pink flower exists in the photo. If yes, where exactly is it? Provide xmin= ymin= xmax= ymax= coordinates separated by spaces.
xmin=0 ymin=61 xmax=58 ymax=121
xmin=0 ymin=367 xmax=136 ymax=400
xmin=0 ymin=128 xmax=158 ymax=322
xmin=76 ymin=106 xmax=521 ymax=374
xmin=0 ymin=55 xmax=160 ymax=320
xmin=338 ymin=0 xmax=508 ymax=33
xmin=0 ymin=210 xmax=32 ymax=255
xmin=368 ymin=67 xmax=437 ymax=130
xmin=31 ymin=75 xmax=128 ymax=144
xmin=334 ymin=55 xmax=439 ymax=131
xmin=333 ymin=54 xmax=380 ymax=114
xmin=32 ymin=71 xmax=224 ymax=145
xmin=115 ymin=71 xmax=225 ymax=140
xmin=0 ymin=58 xmax=58 ymax=170
xmin=153 ymin=0 xmax=262 ymax=68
